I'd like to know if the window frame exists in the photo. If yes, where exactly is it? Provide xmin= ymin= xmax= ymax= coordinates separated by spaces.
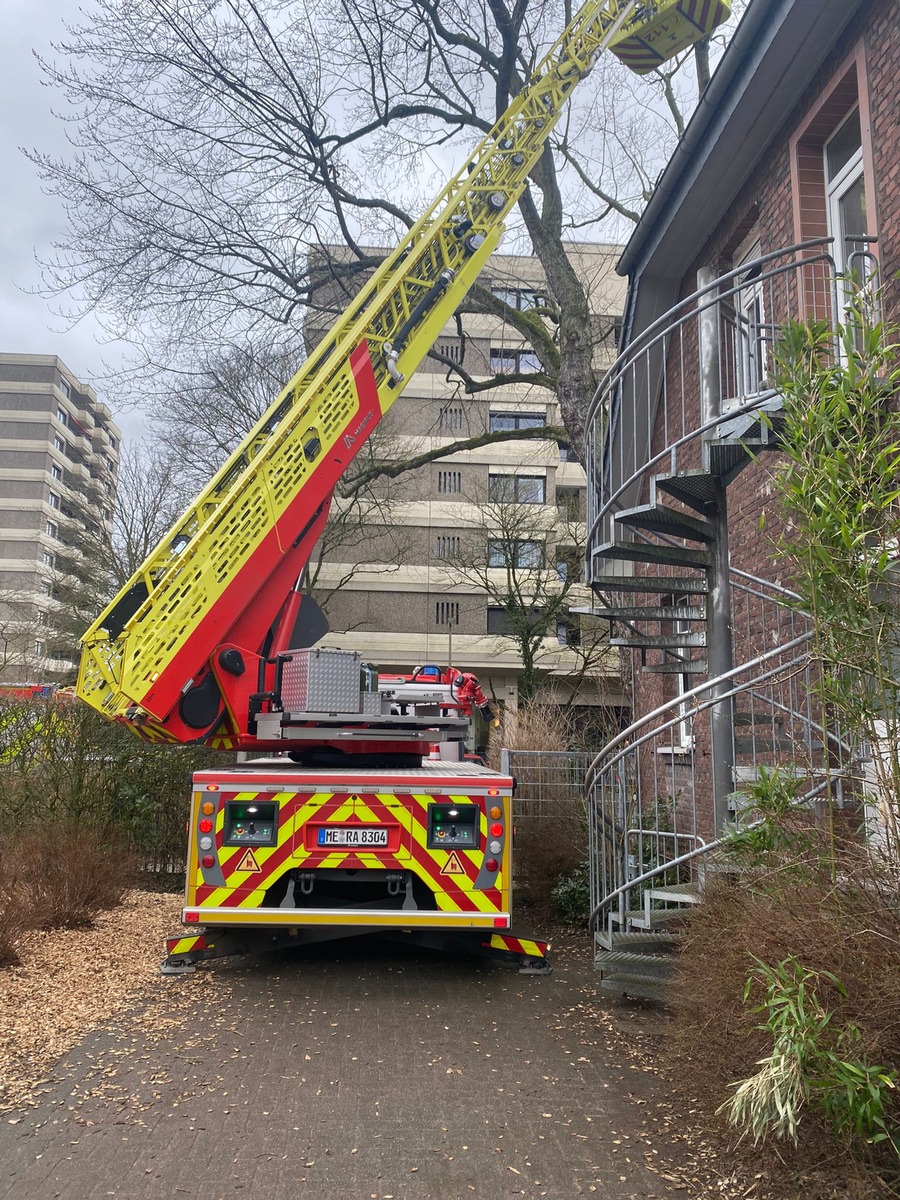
xmin=488 ymin=411 xmax=545 ymax=434
xmin=487 ymin=473 xmax=546 ymax=504
xmin=487 ymin=538 xmax=543 ymax=570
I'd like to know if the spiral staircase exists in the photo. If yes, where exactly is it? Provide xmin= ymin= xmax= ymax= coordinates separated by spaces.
xmin=582 ymin=239 xmax=860 ymax=1000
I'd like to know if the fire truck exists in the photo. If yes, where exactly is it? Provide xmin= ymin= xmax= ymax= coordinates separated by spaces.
xmin=74 ymin=0 xmax=728 ymax=974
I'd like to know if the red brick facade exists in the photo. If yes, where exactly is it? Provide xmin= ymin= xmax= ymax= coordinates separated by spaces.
xmin=622 ymin=0 xmax=900 ymax=838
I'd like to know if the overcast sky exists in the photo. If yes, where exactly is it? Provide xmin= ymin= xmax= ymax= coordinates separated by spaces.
xmin=1 ymin=0 xmax=148 ymax=441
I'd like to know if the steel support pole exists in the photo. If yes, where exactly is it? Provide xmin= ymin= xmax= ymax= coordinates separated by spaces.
xmin=697 ymin=266 xmax=735 ymax=835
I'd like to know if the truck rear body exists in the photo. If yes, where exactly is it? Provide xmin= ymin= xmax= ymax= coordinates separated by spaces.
xmin=183 ymin=758 xmax=513 ymax=932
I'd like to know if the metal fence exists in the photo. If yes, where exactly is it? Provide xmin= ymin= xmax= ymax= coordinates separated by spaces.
xmin=501 ymin=750 xmax=592 ymax=822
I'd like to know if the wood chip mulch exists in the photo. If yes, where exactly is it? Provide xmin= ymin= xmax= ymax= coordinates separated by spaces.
xmin=0 ymin=890 xmax=183 ymax=1113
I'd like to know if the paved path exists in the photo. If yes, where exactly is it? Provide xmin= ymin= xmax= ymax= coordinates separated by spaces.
xmin=1 ymin=937 xmax=669 ymax=1199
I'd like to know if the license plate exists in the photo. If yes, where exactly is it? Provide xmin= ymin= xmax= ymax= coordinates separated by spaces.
xmin=317 ymin=826 xmax=389 ymax=848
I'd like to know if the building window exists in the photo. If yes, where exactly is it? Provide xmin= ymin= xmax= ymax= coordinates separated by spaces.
xmin=436 ymin=535 xmax=461 ymax=560
xmin=790 ymin=54 xmax=875 ymax=322
xmin=42 ymin=552 xmax=55 ymax=568
xmin=437 ymin=470 xmax=462 ymax=495
xmin=435 ymin=601 xmax=459 ymax=626
xmin=556 ymin=487 xmax=584 ymax=520
xmin=557 ymin=441 xmax=574 ymax=462
xmin=45 ymin=521 xmax=58 ymax=539
xmin=108 ymin=434 xmax=118 ymax=451
xmin=488 ymin=474 xmax=545 ymax=504
xmin=556 ymin=620 xmax=581 ymax=647
xmin=489 ymin=411 xmax=545 ymax=433
xmin=54 ymin=435 xmax=66 ymax=452
xmin=489 ymin=347 xmax=541 ymax=375
xmin=49 ymin=492 xmax=60 ymax=509
xmin=41 ymin=580 xmax=53 ymax=596
xmin=487 ymin=606 xmax=514 ymax=635
xmin=491 ymin=287 xmax=548 ymax=311
xmin=555 ymin=547 xmax=581 ymax=583
xmin=36 ymin=610 xmax=47 ymax=626
xmin=672 ymin=595 xmax=696 ymax=750
xmin=59 ymin=379 xmax=71 ymax=398
xmin=51 ymin=463 xmax=63 ymax=481
xmin=487 ymin=539 xmax=543 ymax=569
xmin=34 ymin=641 xmax=45 ymax=657
xmin=57 ymin=406 xmax=69 ymax=425
xmin=723 ymin=233 xmax=768 ymax=403
xmin=439 ymin=404 xmax=464 ymax=432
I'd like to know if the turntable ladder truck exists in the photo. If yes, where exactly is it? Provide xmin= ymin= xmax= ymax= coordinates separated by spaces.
xmin=74 ymin=0 xmax=729 ymax=974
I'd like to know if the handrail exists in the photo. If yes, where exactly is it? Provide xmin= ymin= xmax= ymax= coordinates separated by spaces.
xmin=585 ymin=632 xmax=813 ymax=787
xmin=585 ymin=237 xmax=835 ymax=434
xmin=585 ymin=387 xmax=782 ymax=555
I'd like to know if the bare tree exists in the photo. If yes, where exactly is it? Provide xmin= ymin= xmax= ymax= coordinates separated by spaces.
xmin=31 ymin=0 xmax=746 ymax=458
xmin=449 ymin=482 xmax=608 ymax=704
xmin=0 ymin=590 xmax=45 ymax=683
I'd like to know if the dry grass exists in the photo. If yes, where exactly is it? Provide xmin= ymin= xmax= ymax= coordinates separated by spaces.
xmin=487 ymin=701 xmax=589 ymax=909
xmin=663 ymin=835 xmax=900 ymax=1197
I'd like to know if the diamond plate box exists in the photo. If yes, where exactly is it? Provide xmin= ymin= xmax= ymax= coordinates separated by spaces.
xmin=281 ymin=647 xmax=362 ymax=713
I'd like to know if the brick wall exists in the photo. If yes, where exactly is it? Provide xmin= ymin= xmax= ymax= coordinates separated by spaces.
xmin=628 ymin=0 xmax=900 ymax=839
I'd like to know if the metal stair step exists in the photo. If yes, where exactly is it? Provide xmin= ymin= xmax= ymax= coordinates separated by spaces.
xmin=734 ymin=736 xmax=796 ymax=753
xmin=595 ymin=929 xmax=685 ymax=951
xmin=715 ymin=394 xmax=784 ymax=441
xmin=615 ymin=504 xmax=716 ymax=544
xmin=608 ymin=929 xmax=686 ymax=948
xmin=624 ymin=906 xmax=692 ymax=929
xmin=597 ymin=950 xmax=673 ymax=976
xmin=705 ymin=440 xmax=759 ymax=482
xmin=586 ymin=604 xmax=707 ymax=622
xmin=593 ymin=542 xmax=711 ymax=570
xmin=611 ymin=632 xmax=706 ymax=650
xmin=642 ymin=659 xmax=707 ymax=674
xmin=597 ymin=973 xmax=669 ymax=1000
xmin=654 ymin=471 xmax=719 ymax=514
xmin=646 ymin=882 xmax=701 ymax=905
xmin=585 ymin=575 xmax=708 ymax=595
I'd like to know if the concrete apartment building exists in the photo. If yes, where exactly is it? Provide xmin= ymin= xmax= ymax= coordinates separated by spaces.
xmin=310 ymin=244 xmax=628 ymax=738
xmin=0 ymin=354 xmax=120 ymax=682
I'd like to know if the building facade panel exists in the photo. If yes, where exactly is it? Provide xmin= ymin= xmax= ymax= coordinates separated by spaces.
xmin=0 ymin=355 xmax=120 ymax=682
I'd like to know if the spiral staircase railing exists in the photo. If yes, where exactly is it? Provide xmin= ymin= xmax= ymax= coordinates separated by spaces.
xmin=580 ymin=239 xmax=868 ymax=981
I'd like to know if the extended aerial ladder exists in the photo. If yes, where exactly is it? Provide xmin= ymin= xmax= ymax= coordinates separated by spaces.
xmin=76 ymin=0 xmax=730 ymax=752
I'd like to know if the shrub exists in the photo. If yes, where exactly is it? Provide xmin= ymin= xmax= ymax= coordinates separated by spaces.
xmin=8 ymin=821 xmax=138 ymax=930
xmin=665 ymin=829 xmax=900 ymax=1192
xmin=552 ymin=861 xmax=591 ymax=924
xmin=0 ymin=856 xmax=24 ymax=967
xmin=722 ymin=956 xmax=899 ymax=1156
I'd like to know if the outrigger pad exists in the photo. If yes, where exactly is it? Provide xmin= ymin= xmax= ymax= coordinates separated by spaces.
xmin=483 ymin=931 xmax=553 ymax=975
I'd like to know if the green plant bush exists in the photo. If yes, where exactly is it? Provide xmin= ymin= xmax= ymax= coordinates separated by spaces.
xmin=552 ymin=861 xmax=590 ymax=924
xmin=722 ymin=956 xmax=899 ymax=1156
xmin=0 ymin=695 xmax=229 ymax=875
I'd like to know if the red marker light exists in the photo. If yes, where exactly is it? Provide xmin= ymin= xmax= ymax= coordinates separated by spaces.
xmin=184 ymin=911 xmax=201 ymax=923
xmin=490 ymin=823 xmax=503 ymax=837
xmin=205 ymin=784 xmax=219 ymax=791
xmin=485 ymin=858 xmax=499 ymax=872
xmin=493 ymin=916 xmax=509 ymax=928
xmin=199 ymin=819 xmax=213 ymax=834
xmin=201 ymin=855 xmax=215 ymax=868
xmin=487 ymin=788 xmax=500 ymax=796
